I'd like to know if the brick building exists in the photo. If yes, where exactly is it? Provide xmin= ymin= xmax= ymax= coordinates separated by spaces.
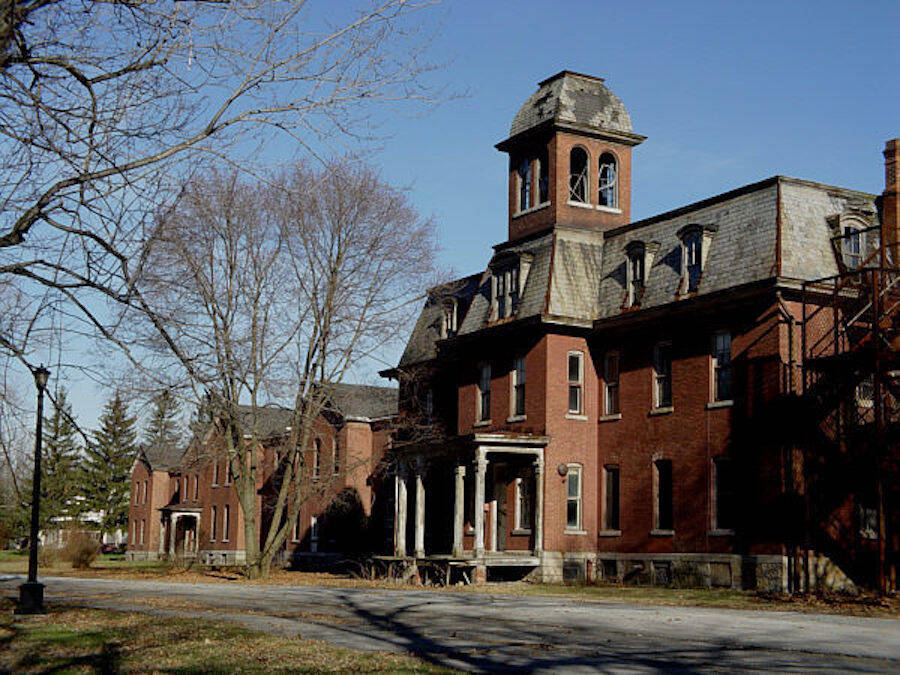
xmin=126 ymin=383 xmax=397 ymax=565
xmin=383 ymin=71 xmax=898 ymax=591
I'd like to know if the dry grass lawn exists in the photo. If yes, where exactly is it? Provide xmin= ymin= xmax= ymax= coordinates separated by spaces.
xmin=0 ymin=599 xmax=449 ymax=673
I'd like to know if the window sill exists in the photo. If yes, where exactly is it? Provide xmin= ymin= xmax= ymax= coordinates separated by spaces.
xmin=650 ymin=529 xmax=675 ymax=537
xmin=473 ymin=420 xmax=492 ymax=428
xmin=649 ymin=406 xmax=674 ymax=416
xmin=706 ymin=399 xmax=733 ymax=410
xmin=566 ymin=200 xmax=594 ymax=210
xmin=598 ymin=529 xmax=622 ymax=537
xmin=512 ymin=201 xmax=550 ymax=218
xmin=505 ymin=415 xmax=527 ymax=423
xmin=564 ymin=528 xmax=588 ymax=535
xmin=598 ymin=413 xmax=622 ymax=423
xmin=595 ymin=205 xmax=622 ymax=214
xmin=709 ymin=529 xmax=735 ymax=537
xmin=565 ymin=412 xmax=588 ymax=421
xmin=511 ymin=528 xmax=532 ymax=536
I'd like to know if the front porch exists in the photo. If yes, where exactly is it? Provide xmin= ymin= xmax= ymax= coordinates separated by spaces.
xmin=158 ymin=507 xmax=202 ymax=560
xmin=391 ymin=433 xmax=548 ymax=577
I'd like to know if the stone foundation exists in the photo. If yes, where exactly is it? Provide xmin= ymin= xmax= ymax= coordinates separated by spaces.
xmin=198 ymin=549 xmax=247 ymax=566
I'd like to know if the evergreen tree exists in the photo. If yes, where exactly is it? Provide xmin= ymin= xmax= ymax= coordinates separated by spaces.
xmin=144 ymin=389 xmax=182 ymax=450
xmin=27 ymin=389 xmax=81 ymax=531
xmin=83 ymin=392 xmax=138 ymax=537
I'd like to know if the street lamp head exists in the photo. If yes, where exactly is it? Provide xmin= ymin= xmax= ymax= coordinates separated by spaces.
xmin=32 ymin=365 xmax=50 ymax=393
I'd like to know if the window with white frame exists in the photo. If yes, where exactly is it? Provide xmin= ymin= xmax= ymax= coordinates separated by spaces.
xmin=313 ymin=439 xmax=322 ymax=480
xmin=603 ymin=352 xmax=620 ymax=415
xmin=477 ymin=362 xmax=491 ymax=422
xmin=225 ymin=461 xmax=232 ymax=485
xmin=683 ymin=230 xmax=702 ymax=292
xmin=210 ymin=505 xmax=217 ymax=541
xmin=569 ymin=147 xmax=589 ymax=203
xmin=514 ymin=475 xmax=533 ymax=531
xmin=511 ymin=355 xmax=526 ymax=417
xmin=222 ymin=504 xmax=230 ymax=542
xmin=598 ymin=153 xmax=618 ymax=208
xmin=193 ymin=475 xmax=199 ymax=501
xmin=183 ymin=476 xmax=188 ymax=500
xmin=537 ymin=147 xmax=550 ymax=204
xmin=213 ymin=462 xmax=219 ymax=486
xmin=567 ymin=352 xmax=583 ymax=414
xmin=566 ymin=464 xmax=583 ymax=530
xmin=711 ymin=331 xmax=732 ymax=402
xmin=842 ymin=226 xmax=863 ymax=269
xmin=441 ymin=298 xmax=458 ymax=338
xmin=144 ymin=480 xmax=148 ymax=503
xmin=493 ymin=265 xmax=520 ymax=319
xmin=625 ymin=243 xmax=645 ymax=307
xmin=518 ymin=156 xmax=532 ymax=212
xmin=140 ymin=518 xmax=145 ymax=544
xmin=653 ymin=342 xmax=672 ymax=409
xmin=654 ymin=459 xmax=673 ymax=531
xmin=603 ymin=465 xmax=620 ymax=531
xmin=292 ymin=513 xmax=301 ymax=542
xmin=310 ymin=515 xmax=320 ymax=552
xmin=713 ymin=457 xmax=735 ymax=531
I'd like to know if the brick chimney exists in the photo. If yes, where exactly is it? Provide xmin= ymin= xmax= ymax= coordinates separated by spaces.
xmin=884 ymin=138 xmax=900 ymax=265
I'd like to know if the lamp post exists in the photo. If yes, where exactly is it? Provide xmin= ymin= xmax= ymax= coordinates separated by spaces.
xmin=17 ymin=364 xmax=50 ymax=615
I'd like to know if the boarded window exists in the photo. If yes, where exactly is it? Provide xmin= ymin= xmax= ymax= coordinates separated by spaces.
xmin=604 ymin=465 xmax=620 ymax=530
xmin=655 ymin=459 xmax=673 ymax=531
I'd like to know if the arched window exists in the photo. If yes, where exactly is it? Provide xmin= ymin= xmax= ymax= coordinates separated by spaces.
xmin=598 ymin=153 xmax=618 ymax=208
xmin=517 ymin=157 xmax=532 ymax=211
xmin=537 ymin=147 xmax=550 ymax=204
xmin=569 ymin=147 xmax=589 ymax=203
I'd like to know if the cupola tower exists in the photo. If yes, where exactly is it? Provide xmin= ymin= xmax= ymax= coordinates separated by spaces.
xmin=496 ymin=71 xmax=645 ymax=242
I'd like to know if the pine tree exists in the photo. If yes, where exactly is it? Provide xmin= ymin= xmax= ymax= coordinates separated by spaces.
xmin=83 ymin=392 xmax=138 ymax=538
xmin=145 ymin=389 xmax=182 ymax=450
xmin=27 ymin=389 xmax=81 ymax=531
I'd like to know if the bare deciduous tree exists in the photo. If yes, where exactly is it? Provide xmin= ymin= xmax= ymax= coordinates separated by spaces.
xmin=132 ymin=161 xmax=436 ymax=577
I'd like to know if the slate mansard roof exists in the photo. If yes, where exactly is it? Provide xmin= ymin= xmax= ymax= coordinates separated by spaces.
xmin=397 ymin=176 xmax=879 ymax=366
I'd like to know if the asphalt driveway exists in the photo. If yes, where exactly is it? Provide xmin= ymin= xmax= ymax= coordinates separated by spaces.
xmin=3 ymin=575 xmax=898 ymax=672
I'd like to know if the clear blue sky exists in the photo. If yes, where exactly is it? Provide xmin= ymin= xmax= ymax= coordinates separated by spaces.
xmin=60 ymin=0 xmax=900 ymax=428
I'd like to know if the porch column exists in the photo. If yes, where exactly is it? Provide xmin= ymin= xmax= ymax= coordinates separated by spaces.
xmin=194 ymin=514 xmax=201 ymax=553
xmin=168 ymin=513 xmax=178 ymax=557
xmin=473 ymin=449 xmax=487 ymax=557
xmin=533 ymin=456 xmax=544 ymax=556
xmin=452 ymin=462 xmax=466 ymax=556
xmin=158 ymin=517 xmax=166 ymax=557
xmin=394 ymin=465 xmax=408 ymax=557
xmin=414 ymin=459 xmax=426 ymax=558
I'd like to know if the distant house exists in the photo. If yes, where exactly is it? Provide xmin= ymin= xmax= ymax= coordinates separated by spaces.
xmin=41 ymin=496 xmax=126 ymax=548
xmin=126 ymin=383 xmax=397 ymax=564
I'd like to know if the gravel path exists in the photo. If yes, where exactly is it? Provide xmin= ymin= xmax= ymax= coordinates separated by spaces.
xmin=3 ymin=575 xmax=899 ymax=672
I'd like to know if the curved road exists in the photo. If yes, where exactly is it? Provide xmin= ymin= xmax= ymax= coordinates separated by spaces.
xmin=3 ymin=575 xmax=898 ymax=672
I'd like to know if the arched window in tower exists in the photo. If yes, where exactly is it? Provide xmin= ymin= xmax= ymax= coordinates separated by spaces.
xmin=537 ymin=147 xmax=550 ymax=204
xmin=569 ymin=147 xmax=589 ymax=203
xmin=598 ymin=153 xmax=618 ymax=208
xmin=517 ymin=157 xmax=532 ymax=211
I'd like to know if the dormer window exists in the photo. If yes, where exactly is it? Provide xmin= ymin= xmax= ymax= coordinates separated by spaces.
xmin=517 ymin=157 xmax=532 ymax=212
xmin=842 ymin=226 xmax=863 ymax=269
xmin=440 ymin=298 xmax=458 ymax=338
xmin=598 ymin=153 xmax=618 ymax=208
xmin=677 ymin=224 xmax=717 ymax=295
xmin=569 ymin=147 xmax=589 ymax=203
xmin=492 ymin=265 xmax=520 ymax=319
xmin=624 ymin=241 xmax=646 ymax=307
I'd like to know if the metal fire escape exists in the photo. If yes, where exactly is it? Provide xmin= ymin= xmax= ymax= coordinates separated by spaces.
xmin=801 ymin=225 xmax=899 ymax=594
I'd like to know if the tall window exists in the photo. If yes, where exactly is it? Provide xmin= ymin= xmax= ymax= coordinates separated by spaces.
xmin=684 ymin=231 xmax=702 ymax=292
xmin=313 ymin=439 xmax=322 ymax=480
xmin=598 ymin=153 xmax=618 ymax=208
xmin=441 ymin=299 xmax=457 ymax=338
xmin=478 ymin=362 xmax=491 ymax=422
xmin=711 ymin=331 xmax=732 ymax=401
xmin=493 ymin=265 xmax=519 ymax=319
xmin=332 ymin=439 xmax=340 ymax=477
xmin=193 ymin=475 xmax=199 ymax=501
xmin=210 ymin=505 xmax=217 ymax=541
xmin=537 ymin=147 xmax=550 ymax=203
xmin=603 ymin=352 xmax=620 ymax=415
xmin=423 ymin=388 xmax=434 ymax=423
xmin=569 ymin=147 xmax=589 ymax=203
xmin=225 ymin=461 xmax=232 ymax=485
xmin=654 ymin=342 xmax=672 ymax=408
xmin=566 ymin=464 xmax=583 ymax=530
xmin=310 ymin=515 xmax=320 ymax=552
xmin=654 ymin=459 xmax=673 ymax=531
xmin=292 ymin=514 xmax=301 ymax=542
xmin=140 ymin=518 xmax=145 ymax=544
xmin=626 ymin=245 xmax=645 ymax=307
xmin=515 ymin=475 xmax=532 ymax=531
xmin=511 ymin=356 xmax=526 ymax=417
xmin=183 ymin=476 xmax=188 ymax=500
xmin=842 ymin=226 xmax=863 ymax=268
xmin=713 ymin=457 xmax=735 ymax=531
xmin=222 ymin=504 xmax=230 ymax=542
xmin=213 ymin=462 xmax=220 ymax=486
xmin=567 ymin=352 xmax=583 ymax=414
xmin=603 ymin=465 xmax=620 ymax=531
xmin=518 ymin=157 xmax=532 ymax=211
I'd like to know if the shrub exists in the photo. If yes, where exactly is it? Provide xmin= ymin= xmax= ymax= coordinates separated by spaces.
xmin=63 ymin=531 xmax=99 ymax=569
